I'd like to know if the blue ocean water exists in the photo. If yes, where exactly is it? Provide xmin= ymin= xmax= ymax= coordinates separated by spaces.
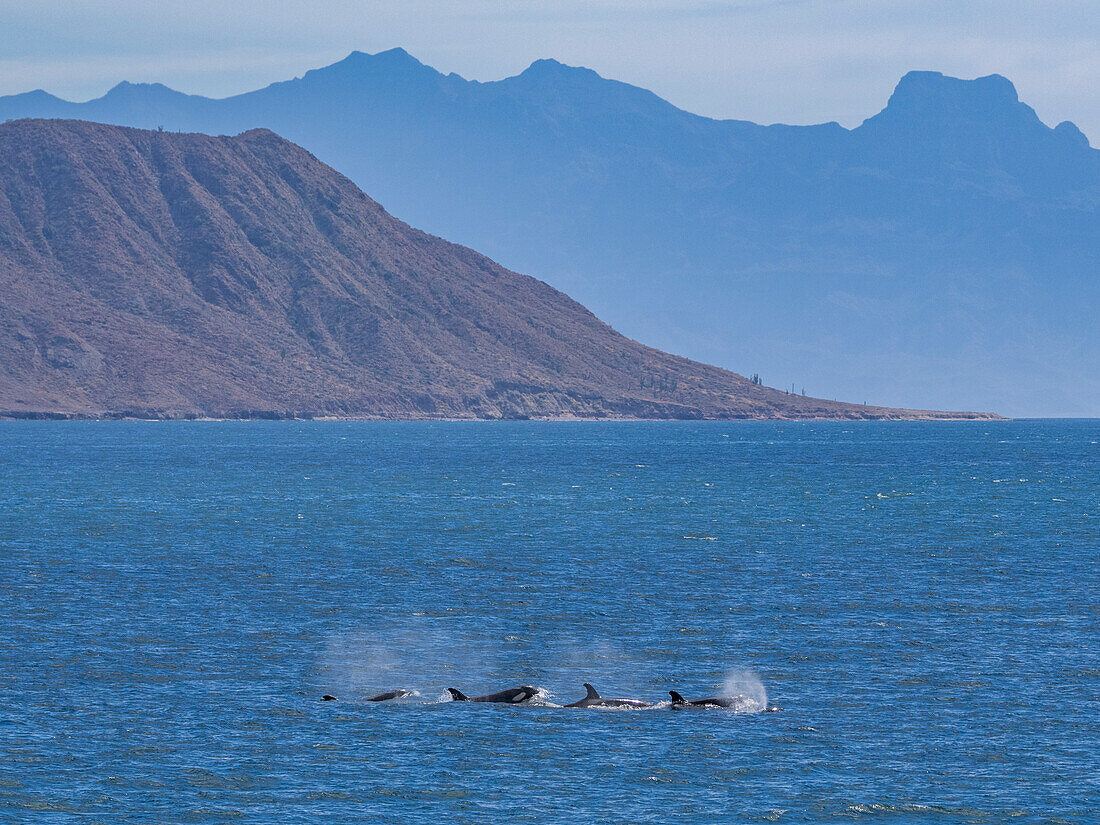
xmin=0 ymin=420 xmax=1096 ymax=824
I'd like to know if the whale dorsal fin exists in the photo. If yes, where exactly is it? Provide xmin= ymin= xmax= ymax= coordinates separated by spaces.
xmin=669 ymin=690 xmax=686 ymax=705
xmin=583 ymin=683 xmax=601 ymax=700
xmin=447 ymin=688 xmax=468 ymax=701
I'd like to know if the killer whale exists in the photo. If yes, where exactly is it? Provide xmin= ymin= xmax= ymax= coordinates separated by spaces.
xmin=447 ymin=686 xmax=538 ymax=704
xmin=565 ymin=683 xmax=651 ymax=709
xmin=668 ymin=690 xmax=743 ymax=708
xmin=321 ymin=689 xmax=411 ymax=702
xmin=669 ymin=690 xmax=781 ymax=711
xmin=367 ymin=689 xmax=412 ymax=702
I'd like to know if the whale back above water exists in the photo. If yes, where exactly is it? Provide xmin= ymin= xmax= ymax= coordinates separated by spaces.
xmin=669 ymin=690 xmax=754 ymax=709
xmin=565 ymin=683 xmax=652 ymax=709
xmin=447 ymin=686 xmax=537 ymax=703
xmin=367 ymin=689 xmax=412 ymax=702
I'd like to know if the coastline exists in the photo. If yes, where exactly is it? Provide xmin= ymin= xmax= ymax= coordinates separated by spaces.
xmin=0 ymin=410 xmax=1007 ymax=422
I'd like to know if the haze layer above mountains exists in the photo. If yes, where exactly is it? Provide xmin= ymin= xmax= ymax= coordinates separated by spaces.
xmin=2 ymin=49 xmax=1097 ymax=416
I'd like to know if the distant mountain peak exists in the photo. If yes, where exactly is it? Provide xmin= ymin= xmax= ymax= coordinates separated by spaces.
xmin=301 ymin=48 xmax=442 ymax=86
xmin=894 ymin=70 xmax=1019 ymax=105
xmin=102 ymin=80 xmax=186 ymax=101
xmin=502 ymin=57 xmax=678 ymax=114
xmin=2 ymin=88 xmax=61 ymax=105
xmin=1055 ymin=119 xmax=1090 ymax=148
xmin=344 ymin=47 xmax=419 ymax=66
xmin=106 ymin=80 xmax=170 ymax=93
xmin=860 ymin=70 xmax=1047 ymax=134
xmin=517 ymin=58 xmax=603 ymax=84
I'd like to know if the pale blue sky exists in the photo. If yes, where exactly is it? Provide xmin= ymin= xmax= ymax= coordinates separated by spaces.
xmin=1 ymin=0 xmax=1097 ymax=137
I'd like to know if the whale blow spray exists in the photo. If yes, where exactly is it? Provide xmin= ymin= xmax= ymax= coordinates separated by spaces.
xmin=721 ymin=668 xmax=768 ymax=712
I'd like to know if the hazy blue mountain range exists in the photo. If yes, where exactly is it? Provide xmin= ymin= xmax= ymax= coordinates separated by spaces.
xmin=3 ymin=49 xmax=1096 ymax=415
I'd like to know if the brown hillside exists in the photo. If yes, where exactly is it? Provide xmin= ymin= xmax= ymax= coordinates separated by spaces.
xmin=0 ymin=119 xmax=997 ymax=420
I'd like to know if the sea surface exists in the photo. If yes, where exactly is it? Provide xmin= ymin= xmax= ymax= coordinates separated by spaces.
xmin=1 ymin=420 xmax=1096 ymax=824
